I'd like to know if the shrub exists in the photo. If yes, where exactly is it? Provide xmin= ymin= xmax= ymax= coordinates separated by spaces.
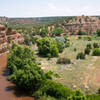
xmin=37 ymin=37 xmax=59 ymax=57
xmin=65 ymin=42 xmax=70 ymax=48
xmin=67 ymin=89 xmax=87 ymax=100
xmin=78 ymin=30 xmax=86 ymax=35
xmin=86 ymin=44 xmax=92 ymax=49
xmin=78 ymin=36 xmax=82 ymax=39
xmin=87 ymin=37 xmax=92 ymax=41
xmin=93 ymin=43 xmax=99 ymax=48
xmin=51 ymin=27 xmax=64 ymax=36
xmin=34 ymin=80 xmax=73 ymax=99
xmin=96 ymin=29 xmax=100 ymax=36
xmin=74 ymin=48 xmax=77 ymax=52
xmin=55 ymin=37 xmax=66 ymax=53
xmin=7 ymin=43 xmax=53 ymax=92
xmin=76 ymin=52 xmax=85 ymax=59
xmin=93 ymin=48 xmax=100 ymax=56
xmin=84 ymin=47 xmax=91 ymax=55
xmin=57 ymin=57 xmax=71 ymax=64
xmin=40 ymin=27 xmax=48 ymax=37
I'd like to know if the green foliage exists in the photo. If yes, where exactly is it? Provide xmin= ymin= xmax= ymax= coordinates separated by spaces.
xmin=67 ymin=89 xmax=87 ymax=100
xmin=40 ymin=27 xmax=48 ymax=37
xmin=51 ymin=27 xmax=64 ymax=36
xmin=7 ymin=43 xmax=52 ymax=92
xmin=76 ymin=52 xmax=85 ymax=59
xmin=65 ymin=42 xmax=70 ymax=48
xmin=84 ymin=47 xmax=91 ymax=55
xmin=87 ymin=94 xmax=100 ymax=100
xmin=93 ymin=43 xmax=99 ymax=48
xmin=24 ymin=34 xmax=32 ymax=46
xmin=96 ymin=29 xmax=100 ymax=36
xmin=86 ymin=44 xmax=92 ymax=49
xmin=78 ymin=30 xmax=86 ymax=35
xmin=57 ymin=57 xmax=71 ymax=64
xmin=92 ymin=48 xmax=100 ymax=56
xmin=34 ymin=80 xmax=73 ymax=99
xmin=37 ymin=37 xmax=59 ymax=57
xmin=55 ymin=37 xmax=66 ymax=53
xmin=39 ymin=96 xmax=57 ymax=100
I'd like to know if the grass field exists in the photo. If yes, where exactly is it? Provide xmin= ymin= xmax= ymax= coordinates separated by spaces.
xmin=37 ymin=35 xmax=100 ymax=94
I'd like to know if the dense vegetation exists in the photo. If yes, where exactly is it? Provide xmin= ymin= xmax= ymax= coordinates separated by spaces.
xmin=5 ymin=17 xmax=100 ymax=100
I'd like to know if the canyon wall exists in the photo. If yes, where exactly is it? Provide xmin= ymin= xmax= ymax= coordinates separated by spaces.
xmin=0 ymin=24 xmax=24 ymax=54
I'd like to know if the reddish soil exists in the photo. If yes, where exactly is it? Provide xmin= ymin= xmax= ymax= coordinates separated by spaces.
xmin=97 ymin=68 xmax=100 ymax=82
xmin=0 ymin=54 xmax=34 ymax=100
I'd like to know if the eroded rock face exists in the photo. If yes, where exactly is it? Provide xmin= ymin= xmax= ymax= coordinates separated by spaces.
xmin=61 ymin=16 xmax=100 ymax=35
xmin=0 ymin=24 xmax=24 ymax=54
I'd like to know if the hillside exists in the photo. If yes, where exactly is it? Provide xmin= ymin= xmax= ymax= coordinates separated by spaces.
xmin=61 ymin=16 xmax=100 ymax=35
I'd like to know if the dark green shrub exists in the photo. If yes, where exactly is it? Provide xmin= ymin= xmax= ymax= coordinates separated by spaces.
xmin=84 ymin=47 xmax=91 ymax=55
xmin=93 ymin=43 xmax=99 ymax=48
xmin=67 ymin=89 xmax=87 ymax=100
xmin=86 ymin=44 xmax=92 ymax=49
xmin=40 ymin=27 xmax=48 ymax=37
xmin=76 ymin=52 xmax=85 ymax=59
xmin=57 ymin=57 xmax=71 ymax=64
xmin=51 ymin=27 xmax=64 ymax=36
xmin=7 ymin=43 xmax=53 ymax=92
xmin=78 ymin=30 xmax=86 ymax=35
xmin=93 ymin=48 xmax=100 ymax=56
xmin=34 ymin=80 xmax=73 ymax=99
xmin=78 ymin=36 xmax=82 ymax=39
xmin=96 ymin=29 xmax=100 ymax=36
xmin=87 ymin=37 xmax=92 ymax=41
xmin=74 ymin=48 xmax=77 ymax=52
xmin=37 ymin=37 xmax=59 ymax=57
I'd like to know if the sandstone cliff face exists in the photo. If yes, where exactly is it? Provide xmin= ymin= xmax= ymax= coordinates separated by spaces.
xmin=0 ymin=24 xmax=24 ymax=54
xmin=61 ymin=16 xmax=100 ymax=35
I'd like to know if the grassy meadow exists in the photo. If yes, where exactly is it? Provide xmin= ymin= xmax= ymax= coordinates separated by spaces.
xmin=37 ymin=35 xmax=100 ymax=94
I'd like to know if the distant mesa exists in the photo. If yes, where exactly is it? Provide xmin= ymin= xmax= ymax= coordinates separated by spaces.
xmin=60 ymin=16 xmax=100 ymax=35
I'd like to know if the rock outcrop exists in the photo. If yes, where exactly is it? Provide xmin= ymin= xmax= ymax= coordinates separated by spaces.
xmin=61 ymin=16 xmax=100 ymax=35
xmin=0 ymin=24 xmax=24 ymax=54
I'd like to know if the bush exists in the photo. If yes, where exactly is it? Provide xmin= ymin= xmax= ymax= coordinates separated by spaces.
xmin=93 ymin=43 xmax=99 ymax=48
xmin=86 ymin=44 xmax=92 ymax=49
xmin=55 ymin=37 xmax=66 ymax=53
xmin=57 ymin=57 xmax=71 ymax=64
xmin=93 ymin=48 xmax=100 ymax=56
xmin=65 ymin=42 xmax=70 ymax=48
xmin=34 ymin=80 xmax=73 ymax=99
xmin=84 ymin=47 xmax=91 ymax=55
xmin=76 ymin=52 xmax=85 ymax=59
xmin=51 ymin=27 xmax=64 ymax=36
xmin=40 ymin=27 xmax=48 ymax=37
xmin=96 ymin=29 xmax=100 ymax=36
xmin=78 ymin=36 xmax=82 ymax=39
xmin=37 ymin=37 xmax=59 ymax=57
xmin=78 ymin=30 xmax=86 ymax=35
xmin=7 ymin=43 xmax=53 ymax=92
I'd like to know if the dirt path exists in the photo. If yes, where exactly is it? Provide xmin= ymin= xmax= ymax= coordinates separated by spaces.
xmin=0 ymin=54 xmax=34 ymax=100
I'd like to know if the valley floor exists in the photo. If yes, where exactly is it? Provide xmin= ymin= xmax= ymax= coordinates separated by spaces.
xmin=37 ymin=35 xmax=100 ymax=94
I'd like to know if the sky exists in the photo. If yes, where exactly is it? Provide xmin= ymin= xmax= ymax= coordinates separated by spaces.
xmin=0 ymin=0 xmax=100 ymax=17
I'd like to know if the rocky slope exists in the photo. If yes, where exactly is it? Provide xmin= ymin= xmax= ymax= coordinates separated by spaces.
xmin=0 ymin=24 xmax=24 ymax=54
xmin=60 ymin=16 xmax=100 ymax=35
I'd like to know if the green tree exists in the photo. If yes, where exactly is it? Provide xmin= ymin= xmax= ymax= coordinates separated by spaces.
xmin=37 ymin=37 xmax=59 ymax=57
xmin=96 ymin=29 xmax=100 ymax=36
xmin=51 ymin=27 xmax=64 ymax=36
xmin=7 ymin=43 xmax=52 ymax=92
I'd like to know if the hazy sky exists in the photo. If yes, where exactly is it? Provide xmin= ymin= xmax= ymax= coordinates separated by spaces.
xmin=0 ymin=0 xmax=100 ymax=17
